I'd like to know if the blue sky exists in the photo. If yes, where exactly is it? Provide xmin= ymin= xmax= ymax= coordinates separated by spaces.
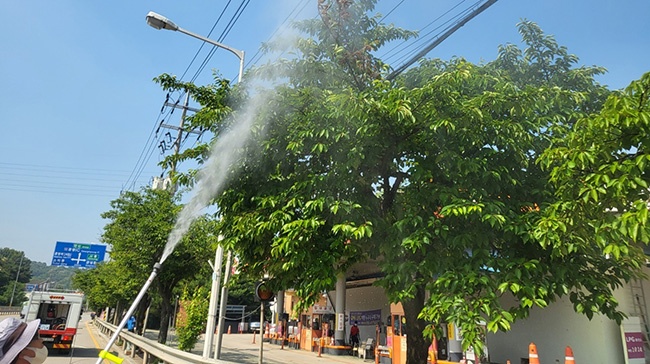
xmin=1 ymin=0 xmax=648 ymax=265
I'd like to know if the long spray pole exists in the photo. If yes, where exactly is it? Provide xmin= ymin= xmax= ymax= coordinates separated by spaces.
xmin=95 ymin=262 xmax=162 ymax=364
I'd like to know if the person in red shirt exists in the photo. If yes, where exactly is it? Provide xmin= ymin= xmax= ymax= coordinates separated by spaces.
xmin=350 ymin=321 xmax=360 ymax=349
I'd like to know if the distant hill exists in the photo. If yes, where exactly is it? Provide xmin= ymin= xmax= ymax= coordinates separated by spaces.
xmin=30 ymin=261 xmax=81 ymax=290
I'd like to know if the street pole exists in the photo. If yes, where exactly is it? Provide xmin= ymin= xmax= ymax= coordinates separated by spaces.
xmin=215 ymin=250 xmax=232 ymax=359
xmin=259 ymin=302 xmax=264 ymax=364
xmin=170 ymin=92 xmax=190 ymax=179
xmin=146 ymin=11 xmax=244 ymax=84
xmin=9 ymin=253 xmax=24 ymax=307
xmin=146 ymin=11 xmax=245 ymax=359
xmin=203 ymin=244 xmax=224 ymax=358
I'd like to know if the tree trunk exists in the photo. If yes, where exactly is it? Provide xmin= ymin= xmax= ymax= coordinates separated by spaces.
xmin=157 ymin=284 xmax=175 ymax=344
xmin=113 ymin=301 xmax=121 ymax=325
xmin=136 ymin=294 xmax=150 ymax=335
xmin=402 ymin=285 xmax=429 ymax=364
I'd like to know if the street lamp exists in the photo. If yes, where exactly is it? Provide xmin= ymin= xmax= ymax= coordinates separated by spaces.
xmin=145 ymin=11 xmax=243 ymax=361
xmin=145 ymin=11 xmax=245 ymax=83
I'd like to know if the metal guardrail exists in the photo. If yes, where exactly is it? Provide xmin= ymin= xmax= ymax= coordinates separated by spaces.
xmin=0 ymin=306 xmax=21 ymax=315
xmin=94 ymin=319 xmax=231 ymax=364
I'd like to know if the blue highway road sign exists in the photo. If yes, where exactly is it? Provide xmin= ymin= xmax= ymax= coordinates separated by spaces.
xmin=51 ymin=241 xmax=106 ymax=268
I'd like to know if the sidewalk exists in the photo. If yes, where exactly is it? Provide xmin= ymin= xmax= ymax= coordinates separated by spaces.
xmin=168 ymin=330 xmax=370 ymax=364
xmin=96 ymin=324 xmax=370 ymax=364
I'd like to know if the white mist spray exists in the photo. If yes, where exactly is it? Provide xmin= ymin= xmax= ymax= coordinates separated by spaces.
xmin=159 ymin=91 xmax=267 ymax=264
xmin=95 ymin=4 xmax=307 ymax=363
xmin=158 ymin=3 xmax=304 ymax=264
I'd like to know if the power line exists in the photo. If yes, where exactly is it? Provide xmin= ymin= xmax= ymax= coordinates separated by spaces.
xmin=123 ymin=91 xmax=185 ymax=191
xmin=0 ymin=162 xmax=146 ymax=176
xmin=190 ymin=0 xmax=252 ymax=84
xmin=378 ymin=0 xmax=406 ymax=23
xmin=245 ymin=0 xmax=312 ymax=69
xmin=130 ymin=2 xmax=248 ymax=193
xmin=0 ymin=163 xmax=152 ymax=197
xmin=387 ymin=0 xmax=498 ymax=79
xmin=179 ymin=1 xmax=234 ymax=82
xmin=379 ymin=0 xmax=469 ymax=64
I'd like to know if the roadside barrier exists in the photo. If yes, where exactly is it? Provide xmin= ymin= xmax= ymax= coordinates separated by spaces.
xmin=94 ymin=318 xmax=230 ymax=364
xmin=0 ymin=306 xmax=20 ymax=315
xmin=565 ymin=346 xmax=575 ymax=364
xmin=529 ymin=342 xmax=540 ymax=364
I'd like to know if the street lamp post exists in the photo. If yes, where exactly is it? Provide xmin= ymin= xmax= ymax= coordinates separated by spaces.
xmin=145 ymin=11 xmax=244 ymax=84
xmin=146 ymin=11 xmax=244 ymax=360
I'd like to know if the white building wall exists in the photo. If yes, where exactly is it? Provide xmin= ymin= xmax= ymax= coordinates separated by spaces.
xmin=345 ymin=285 xmax=390 ymax=343
xmin=487 ymin=295 xmax=624 ymax=363
xmin=487 ymin=266 xmax=650 ymax=364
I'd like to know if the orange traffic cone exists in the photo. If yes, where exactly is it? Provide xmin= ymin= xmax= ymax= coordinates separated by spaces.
xmin=529 ymin=342 xmax=540 ymax=364
xmin=227 ymin=326 xmax=231 ymax=335
xmin=565 ymin=346 xmax=575 ymax=364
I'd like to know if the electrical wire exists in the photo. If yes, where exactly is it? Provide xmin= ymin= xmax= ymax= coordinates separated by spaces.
xmin=178 ymin=1 xmax=234 ymax=82
xmin=0 ymin=163 xmax=151 ymax=198
xmin=122 ymin=93 xmax=182 ymax=191
xmin=126 ymin=0 xmax=244 ymax=192
xmin=128 ymin=1 xmax=255 ymax=187
xmin=244 ymin=0 xmax=312 ymax=69
xmin=190 ymin=0 xmax=252 ymax=84
xmin=378 ymin=0 xmax=406 ymax=23
xmin=136 ymin=0 xmax=392 ymax=192
xmin=379 ymin=0 xmax=470 ymax=64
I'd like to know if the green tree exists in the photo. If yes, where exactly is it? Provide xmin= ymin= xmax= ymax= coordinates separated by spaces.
xmin=176 ymin=285 xmax=210 ymax=351
xmin=73 ymin=260 xmax=138 ymax=314
xmin=0 ymin=248 xmax=31 ymax=306
xmin=150 ymin=3 xmax=635 ymax=363
xmin=30 ymin=262 xmax=79 ymax=290
xmin=536 ymin=71 xmax=650 ymax=315
xmin=89 ymin=188 xmax=214 ymax=343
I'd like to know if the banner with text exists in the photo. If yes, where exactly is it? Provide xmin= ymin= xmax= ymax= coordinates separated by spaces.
xmin=349 ymin=309 xmax=382 ymax=326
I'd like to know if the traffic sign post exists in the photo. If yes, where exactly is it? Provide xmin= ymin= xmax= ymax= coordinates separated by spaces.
xmin=51 ymin=241 xmax=106 ymax=268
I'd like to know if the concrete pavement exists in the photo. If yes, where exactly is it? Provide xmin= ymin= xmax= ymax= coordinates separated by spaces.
xmin=84 ymin=316 xmax=370 ymax=364
xmin=153 ymin=330 xmax=371 ymax=364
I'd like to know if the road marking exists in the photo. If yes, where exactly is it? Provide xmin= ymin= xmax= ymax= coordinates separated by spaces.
xmin=86 ymin=320 xmax=102 ymax=349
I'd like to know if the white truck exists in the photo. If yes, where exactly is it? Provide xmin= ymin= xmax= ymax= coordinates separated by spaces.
xmin=22 ymin=291 xmax=84 ymax=353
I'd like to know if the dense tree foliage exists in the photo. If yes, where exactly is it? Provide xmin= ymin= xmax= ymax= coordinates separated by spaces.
xmin=537 ymin=71 xmax=650 ymax=315
xmin=0 ymin=248 xmax=31 ymax=306
xmin=74 ymin=188 xmax=214 ymax=343
xmin=31 ymin=262 xmax=80 ymax=290
xmin=146 ymin=1 xmax=649 ymax=362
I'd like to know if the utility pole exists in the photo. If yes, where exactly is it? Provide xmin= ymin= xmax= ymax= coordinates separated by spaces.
xmin=9 ymin=253 xmax=24 ymax=307
xmin=215 ymin=251 xmax=233 ymax=359
xmin=152 ymin=92 xmax=201 ymax=191
xmin=171 ymin=92 xmax=189 ymax=177
xmin=167 ymin=92 xmax=203 ymax=177
xmin=203 ymin=244 xmax=224 ymax=358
